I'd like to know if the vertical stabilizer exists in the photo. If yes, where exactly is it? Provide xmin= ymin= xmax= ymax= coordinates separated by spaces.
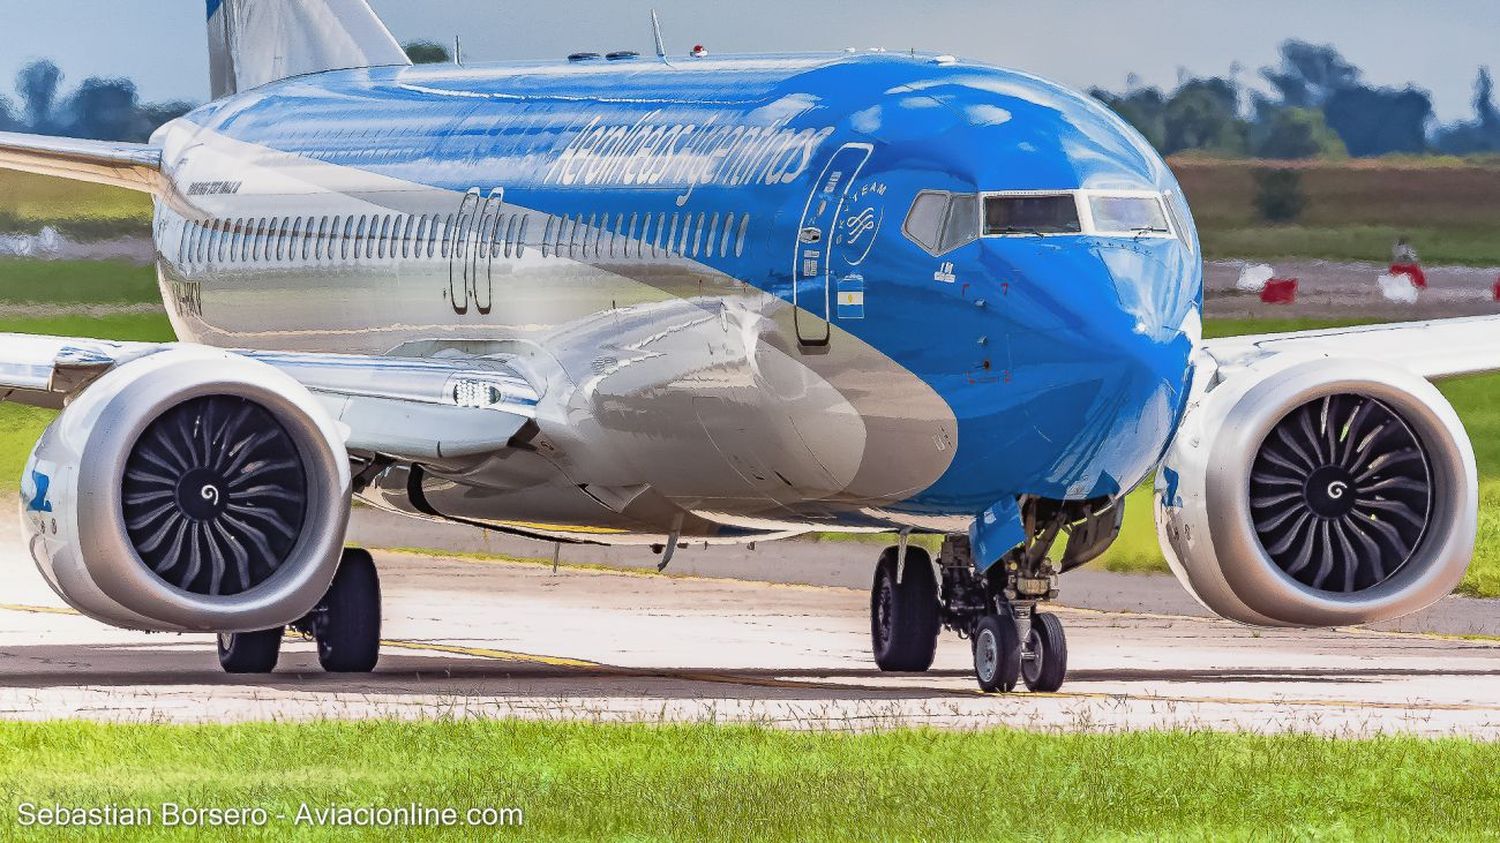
xmin=207 ymin=0 xmax=412 ymax=100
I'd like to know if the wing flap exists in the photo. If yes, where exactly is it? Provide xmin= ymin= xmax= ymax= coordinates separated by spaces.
xmin=1204 ymin=315 xmax=1500 ymax=381
xmin=0 ymin=131 xmax=163 ymax=194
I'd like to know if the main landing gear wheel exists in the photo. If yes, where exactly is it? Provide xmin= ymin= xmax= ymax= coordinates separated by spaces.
xmin=972 ymin=614 xmax=1021 ymax=693
xmin=1020 ymin=612 xmax=1068 ymax=693
xmin=312 ymin=548 xmax=382 ymax=673
xmin=217 ymin=627 xmax=283 ymax=674
xmin=870 ymin=546 xmax=940 ymax=672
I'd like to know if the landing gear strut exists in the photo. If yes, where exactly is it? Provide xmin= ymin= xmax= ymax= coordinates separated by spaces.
xmin=866 ymin=497 xmax=1117 ymax=693
xmin=938 ymin=533 xmax=1070 ymax=694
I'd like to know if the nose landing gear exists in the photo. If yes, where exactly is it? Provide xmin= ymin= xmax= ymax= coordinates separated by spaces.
xmin=944 ymin=532 xmax=1070 ymax=694
xmin=1020 ymin=610 xmax=1068 ymax=693
xmin=866 ymin=528 xmax=1077 ymax=693
xmin=972 ymin=614 xmax=1020 ymax=692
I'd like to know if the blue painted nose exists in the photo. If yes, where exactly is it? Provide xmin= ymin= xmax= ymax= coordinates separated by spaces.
xmin=982 ymin=239 xmax=1199 ymax=500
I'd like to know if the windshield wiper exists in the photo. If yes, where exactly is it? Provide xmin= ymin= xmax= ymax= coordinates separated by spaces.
xmin=994 ymin=226 xmax=1046 ymax=238
xmin=1131 ymin=225 xmax=1170 ymax=239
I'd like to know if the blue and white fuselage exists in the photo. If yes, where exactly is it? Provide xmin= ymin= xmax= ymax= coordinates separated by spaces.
xmin=149 ymin=51 xmax=1201 ymax=547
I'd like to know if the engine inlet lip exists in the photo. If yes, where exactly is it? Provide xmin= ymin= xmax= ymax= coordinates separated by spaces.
xmin=72 ymin=350 xmax=350 ymax=633
xmin=1203 ymin=356 xmax=1476 ymax=627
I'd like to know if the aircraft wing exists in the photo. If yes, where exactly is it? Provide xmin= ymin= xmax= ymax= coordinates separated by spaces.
xmin=0 ymin=334 xmax=541 ymax=462
xmin=0 ymin=131 xmax=163 ymax=194
xmin=1201 ymin=315 xmax=1500 ymax=381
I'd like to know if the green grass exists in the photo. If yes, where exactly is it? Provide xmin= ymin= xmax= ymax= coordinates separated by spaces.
xmin=3 ymin=720 xmax=1500 ymax=840
xmin=0 ymin=313 xmax=174 ymax=344
xmin=0 ymin=258 xmax=160 ymax=305
xmin=0 ymin=312 xmax=174 ymax=485
xmin=1172 ymin=156 xmax=1500 ymax=266
xmin=0 ymin=171 xmax=151 ymax=241
xmin=1201 ymin=224 xmax=1500 ymax=266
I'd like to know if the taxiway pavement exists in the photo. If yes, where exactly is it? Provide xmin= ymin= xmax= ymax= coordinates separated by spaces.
xmin=3 ymin=509 xmax=1500 ymax=736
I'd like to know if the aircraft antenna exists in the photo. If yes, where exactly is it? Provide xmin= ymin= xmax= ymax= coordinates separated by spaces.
xmin=650 ymin=10 xmax=668 ymax=61
xmin=454 ymin=35 xmax=463 ymax=67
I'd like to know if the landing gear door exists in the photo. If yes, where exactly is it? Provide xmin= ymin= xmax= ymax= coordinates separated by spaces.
xmin=793 ymin=142 xmax=872 ymax=348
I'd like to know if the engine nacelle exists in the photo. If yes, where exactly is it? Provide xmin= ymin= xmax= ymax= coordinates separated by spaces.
xmin=1155 ymin=354 xmax=1477 ymax=627
xmin=18 ymin=348 xmax=351 ymax=633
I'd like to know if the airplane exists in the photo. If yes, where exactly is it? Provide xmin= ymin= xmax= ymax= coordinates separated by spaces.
xmin=1 ymin=0 xmax=1495 ymax=692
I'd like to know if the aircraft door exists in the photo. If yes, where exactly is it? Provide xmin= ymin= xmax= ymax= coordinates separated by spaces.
xmin=472 ymin=188 xmax=501 ymax=315
xmin=448 ymin=188 xmax=482 ymax=315
xmin=792 ymin=142 xmax=872 ymax=348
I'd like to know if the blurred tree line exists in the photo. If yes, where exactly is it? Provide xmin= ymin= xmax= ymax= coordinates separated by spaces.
xmin=0 ymin=60 xmax=194 ymax=143
xmin=1092 ymin=40 xmax=1500 ymax=159
xmin=0 ymin=43 xmax=454 ymax=143
xmin=2 ymin=39 xmax=1496 ymax=162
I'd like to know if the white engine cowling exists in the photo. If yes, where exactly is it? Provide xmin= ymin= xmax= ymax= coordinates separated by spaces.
xmin=18 ymin=347 xmax=351 ymax=633
xmin=1155 ymin=354 xmax=1478 ymax=627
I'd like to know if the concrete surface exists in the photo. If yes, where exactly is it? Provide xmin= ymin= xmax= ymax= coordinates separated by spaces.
xmin=5 ymin=510 xmax=1500 ymax=736
xmin=346 ymin=507 xmax=1500 ymax=638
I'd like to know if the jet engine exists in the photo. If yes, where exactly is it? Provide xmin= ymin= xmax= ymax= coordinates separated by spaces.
xmin=18 ymin=348 xmax=351 ymax=633
xmin=1155 ymin=354 xmax=1477 ymax=627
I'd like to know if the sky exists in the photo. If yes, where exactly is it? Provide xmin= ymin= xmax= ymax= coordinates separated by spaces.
xmin=0 ymin=0 xmax=1496 ymax=122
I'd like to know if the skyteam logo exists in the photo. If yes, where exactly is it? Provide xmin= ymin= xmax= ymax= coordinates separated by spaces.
xmin=25 ymin=470 xmax=53 ymax=514
xmin=838 ymin=181 xmax=887 ymax=267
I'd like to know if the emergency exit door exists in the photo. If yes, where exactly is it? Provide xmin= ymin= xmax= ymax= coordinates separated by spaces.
xmin=792 ymin=142 xmax=872 ymax=347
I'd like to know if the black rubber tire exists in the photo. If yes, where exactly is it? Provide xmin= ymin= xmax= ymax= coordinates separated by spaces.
xmin=870 ymin=546 xmax=940 ymax=672
xmin=315 ymin=548 xmax=381 ymax=673
xmin=1021 ymin=612 xmax=1068 ymax=693
xmin=972 ymin=613 xmax=1021 ymax=693
xmin=217 ymin=628 xmax=283 ymax=674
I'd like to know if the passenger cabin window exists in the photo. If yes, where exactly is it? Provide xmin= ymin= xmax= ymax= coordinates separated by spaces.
xmin=290 ymin=217 xmax=305 ymax=260
xmin=983 ymin=194 xmax=1081 ymax=236
xmin=1088 ymin=194 xmax=1170 ymax=237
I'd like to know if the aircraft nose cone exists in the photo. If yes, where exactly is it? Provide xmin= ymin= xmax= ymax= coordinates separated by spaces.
xmin=992 ymin=241 xmax=1199 ymax=500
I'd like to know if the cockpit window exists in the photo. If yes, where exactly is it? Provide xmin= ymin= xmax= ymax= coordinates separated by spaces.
xmin=903 ymin=192 xmax=949 ymax=253
xmin=942 ymin=194 xmax=979 ymax=252
xmin=903 ymin=191 xmax=980 ymax=256
xmin=913 ymin=189 xmax=1181 ymax=249
xmin=983 ymin=194 xmax=1081 ymax=236
xmin=1088 ymin=195 xmax=1171 ymax=237
xmin=1163 ymin=190 xmax=1194 ymax=253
